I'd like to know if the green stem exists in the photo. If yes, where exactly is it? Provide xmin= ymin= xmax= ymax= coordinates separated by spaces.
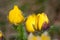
xmin=16 ymin=23 xmax=27 ymax=40
xmin=20 ymin=25 xmax=23 ymax=40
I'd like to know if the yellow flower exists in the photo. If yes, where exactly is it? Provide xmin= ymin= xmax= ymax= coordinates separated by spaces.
xmin=0 ymin=31 xmax=3 ymax=38
xmin=25 ymin=14 xmax=37 ymax=32
xmin=25 ymin=13 xmax=49 ymax=32
xmin=8 ymin=5 xmax=24 ymax=25
xmin=28 ymin=32 xmax=51 ymax=40
xmin=28 ymin=33 xmax=37 ymax=40
xmin=37 ymin=13 xmax=49 ymax=30
xmin=41 ymin=31 xmax=51 ymax=40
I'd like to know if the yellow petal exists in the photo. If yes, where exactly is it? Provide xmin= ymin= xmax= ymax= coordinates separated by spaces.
xmin=37 ymin=13 xmax=49 ymax=30
xmin=8 ymin=5 xmax=24 ymax=25
xmin=25 ymin=14 xmax=37 ymax=32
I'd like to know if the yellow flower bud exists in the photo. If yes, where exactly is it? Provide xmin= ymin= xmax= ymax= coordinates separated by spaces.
xmin=25 ymin=14 xmax=37 ymax=32
xmin=8 ymin=5 xmax=24 ymax=25
xmin=37 ymin=13 xmax=49 ymax=30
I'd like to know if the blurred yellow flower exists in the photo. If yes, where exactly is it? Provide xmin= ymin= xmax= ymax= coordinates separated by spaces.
xmin=28 ymin=32 xmax=51 ymax=40
xmin=28 ymin=33 xmax=37 ymax=40
xmin=25 ymin=13 xmax=49 ymax=32
xmin=0 ymin=31 xmax=3 ymax=38
xmin=41 ymin=31 xmax=51 ymax=40
xmin=25 ymin=14 xmax=37 ymax=32
xmin=37 ymin=13 xmax=49 ymax=30
xmin=8 ymin=5 xmax=24 ymax=25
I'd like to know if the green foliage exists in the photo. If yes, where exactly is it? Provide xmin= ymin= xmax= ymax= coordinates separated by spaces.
xmin=13 ymin=23 xmax=27 ymax=40
xmin=48 ymin=25 xmax=60 ymax=37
